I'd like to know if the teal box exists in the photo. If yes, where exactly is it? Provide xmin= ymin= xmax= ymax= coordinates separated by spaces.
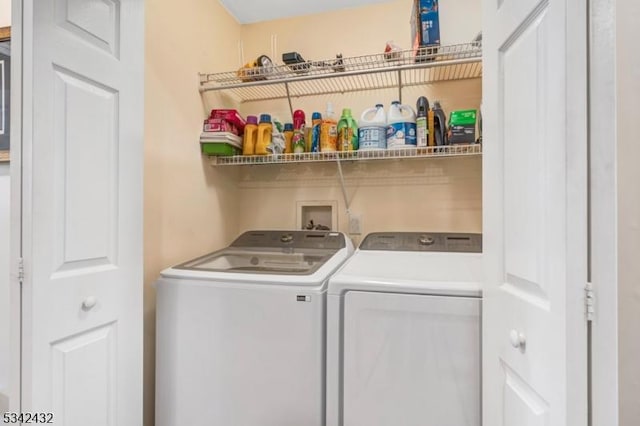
xmin=419 ymin=0 xmax=441 ymax=46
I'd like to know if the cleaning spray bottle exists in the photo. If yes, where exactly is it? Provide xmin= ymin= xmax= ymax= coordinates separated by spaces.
xmin=416 ymin=97 xmax=430 ymax=147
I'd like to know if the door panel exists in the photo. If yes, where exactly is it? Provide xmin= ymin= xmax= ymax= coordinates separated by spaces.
xmin=55 ymin=0 xmax=121 ymax=57
xmin=19 ymin=0 xmax=143 ymax=423
xmin=52 ymin=66 xmax=119 ymax=274
xmin=483 ymin=0 xmax=588 ymax=424
xmin=502 ymin=362 xmax=549 ymax=425
xmin=51 ymin=323 xmax=117 ymax=426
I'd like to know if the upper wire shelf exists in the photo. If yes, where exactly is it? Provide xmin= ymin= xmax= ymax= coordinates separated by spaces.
xmin=199 ymin=43 xmax=482 ymax=103
xmin=209 ymin=144 xmax=482 ymax=166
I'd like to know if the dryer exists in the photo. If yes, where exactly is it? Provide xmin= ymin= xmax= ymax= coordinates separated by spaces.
xmin=326 ymin=232 xmax=482 ymax=426
xmin=156 ymin=230 xmax=354 ymax=426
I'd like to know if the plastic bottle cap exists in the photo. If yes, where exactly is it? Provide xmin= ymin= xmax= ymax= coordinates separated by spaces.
xmin=342 ymin=108 xmax=352 ymax=116
xmin=284 ymin=123 xmax=293 ymax=131
xmin=259 ymin=114 xmax=271 ymax=123
xmin=312 ymin=112 xmax=322 ymax=120
xmin=246 ymin=115 xmax=258 ymax=125
xmin=391 ymin=101 xmax=400 ymax=105
xmin=375 ymin=104 xmax=384 ymax=108
xmin=326 ymin=102 xmax=334 ymax=114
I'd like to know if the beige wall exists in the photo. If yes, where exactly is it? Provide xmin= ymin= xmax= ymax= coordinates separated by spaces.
xmin=143 ymin=1 xmax=241 ymax=424
xmin=0 ymin=0 xmax=9 ymax=28
xmin=617 ymin=0 xmax=640 ymax=423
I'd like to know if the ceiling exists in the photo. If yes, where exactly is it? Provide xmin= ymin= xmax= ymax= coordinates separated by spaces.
xmin=219 ymin=0 xmax=394 ymax=24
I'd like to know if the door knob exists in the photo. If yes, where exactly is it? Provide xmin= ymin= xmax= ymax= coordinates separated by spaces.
xmin=82 ymin=296 xmax=97 ymax=310
xmin=510 ymin=329 xmax=526 ymax=350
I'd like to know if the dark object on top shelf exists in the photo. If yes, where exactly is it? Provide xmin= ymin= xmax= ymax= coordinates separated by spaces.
xmin=283 ymin=51 xmax=311 ymax=74
xmin=282 ymin=52 xmax=345 ymax=74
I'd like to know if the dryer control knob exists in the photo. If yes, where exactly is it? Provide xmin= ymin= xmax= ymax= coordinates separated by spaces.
xmin=418 ymin=235 xmax=435 ymax=246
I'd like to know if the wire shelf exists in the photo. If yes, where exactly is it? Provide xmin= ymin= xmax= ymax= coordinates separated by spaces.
xmin=200 ymin=43 xmax=482 ymax=103
xmin=209 ymin=144 xmax=482 ymax=166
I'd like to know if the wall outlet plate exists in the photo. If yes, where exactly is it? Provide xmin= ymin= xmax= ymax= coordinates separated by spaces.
xmin=349 ymin=213 xmax=363 ymax=235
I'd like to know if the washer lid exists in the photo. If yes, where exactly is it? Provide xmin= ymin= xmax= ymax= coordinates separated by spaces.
xmin=173 ymin=230 xmax=347 ymax=276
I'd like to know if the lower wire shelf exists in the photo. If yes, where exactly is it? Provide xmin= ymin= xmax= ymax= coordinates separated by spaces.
xmin=209 ymin=144 xmax=482 ymax=166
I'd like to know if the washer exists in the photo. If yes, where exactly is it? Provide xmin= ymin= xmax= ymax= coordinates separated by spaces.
xmin=326 ymin=232 xmax=482 ymax=426
xmin=155 ymin=230 xmax=354 ymax=426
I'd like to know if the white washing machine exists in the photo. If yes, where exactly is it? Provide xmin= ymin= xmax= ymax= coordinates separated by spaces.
xmin=326 ymin=232 xmax=482 ymax=426
xmin=155 ymin=230 xmax=354 ymax=426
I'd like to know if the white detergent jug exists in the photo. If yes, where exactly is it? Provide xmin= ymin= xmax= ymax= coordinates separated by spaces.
xmin=358 ymin=104 xmax=387 ymax=150
xmin=386 ymin=101 xmax=417 ymax=149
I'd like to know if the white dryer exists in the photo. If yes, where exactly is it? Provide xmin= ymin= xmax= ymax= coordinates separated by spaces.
xmin=326 ymin=232 xmax=482 ymax=426
xmin=156 ymin=230 xmax=354 ymax=426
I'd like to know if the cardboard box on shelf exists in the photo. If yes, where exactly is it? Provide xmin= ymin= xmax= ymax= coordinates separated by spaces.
xmin=419 ymin=0 xmax=440 ymax=46
xmin=411 ymin=0 xmax=441 ymax=61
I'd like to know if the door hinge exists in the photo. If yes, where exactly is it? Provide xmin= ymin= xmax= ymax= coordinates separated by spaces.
xmin=585 ymin=282 xmax=594 ymax=322
xmin=17 ymin=257 xmax=24 ymax=284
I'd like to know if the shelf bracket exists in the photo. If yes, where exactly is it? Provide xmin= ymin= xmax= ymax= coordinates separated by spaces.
xmin=284 ymin=82 xmax=294 ymax=120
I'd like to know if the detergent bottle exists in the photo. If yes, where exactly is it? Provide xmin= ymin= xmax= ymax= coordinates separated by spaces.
xmin=283 ymin=123 xmax=294 ymax=153
xmin=254 ymin=114 xmax=273 ymax=155
xmin=432 ymin=101 xmax=448 ymax=146
xmin=242 ymin=115 xmax=258 ymax=155
xmin=310 ymin=112 xmax=322 ymax=152
xmin=358 ymin=104 xmax=387 ymax=150
xmin=337 ymin=109 xmax=358 ymax=151
xmin=292 ymin=110 xmax=306 ymax=153
xmin=386 ymin=101 xmax=417 ymax=149
xmin=320 ymin=103 xmax=338 ymax=152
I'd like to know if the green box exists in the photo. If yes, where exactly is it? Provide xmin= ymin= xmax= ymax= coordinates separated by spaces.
xmin=448 ymin=109 xmax=477 ymax=144
xmin=201 ymin=142 xmax=241 ymax=156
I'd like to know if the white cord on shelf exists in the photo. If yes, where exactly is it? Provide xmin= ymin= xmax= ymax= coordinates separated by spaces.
xmin=335 ymin=157 xmax=351 ymax=216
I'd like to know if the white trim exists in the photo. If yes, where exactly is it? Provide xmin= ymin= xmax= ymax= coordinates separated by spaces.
xmin=565 ymin=0 xmax=590 ymax=422
xmin=589 ymin=0 xmax=619 ymax=425
xmin=8 ymin=0 xmax=24 ymax=414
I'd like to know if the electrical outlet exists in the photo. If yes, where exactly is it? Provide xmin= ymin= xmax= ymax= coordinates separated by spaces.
xmin=349 ymin=214 xmax=363 ymax=235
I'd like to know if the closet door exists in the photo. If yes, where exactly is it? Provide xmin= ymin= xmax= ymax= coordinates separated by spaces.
xmin=482 ymin=0 xmax=588 ymax=424
xmin=17 ymin=0 xmax=144 ymax=423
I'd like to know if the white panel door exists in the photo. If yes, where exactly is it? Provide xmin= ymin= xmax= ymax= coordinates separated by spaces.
xmin=18 ymin=0 xmax=144 ymax=424
xmin=482 ymin=0 xmax=588 ymax=425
